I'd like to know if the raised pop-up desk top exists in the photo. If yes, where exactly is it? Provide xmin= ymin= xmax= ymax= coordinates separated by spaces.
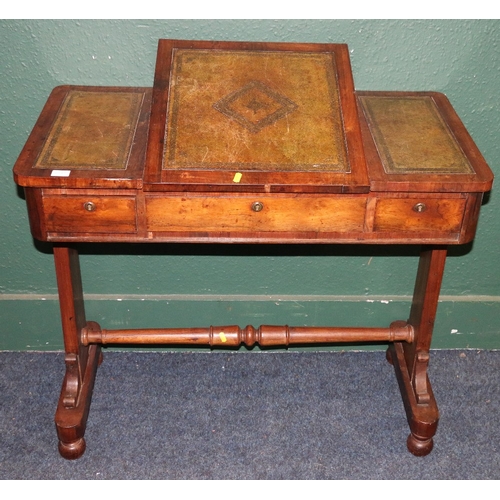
xmin=13 ymin=39 xmax=494 ymax=459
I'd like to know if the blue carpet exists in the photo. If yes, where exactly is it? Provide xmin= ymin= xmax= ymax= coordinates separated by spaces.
xmin=1 ymin=350 xmax=499 ymax=479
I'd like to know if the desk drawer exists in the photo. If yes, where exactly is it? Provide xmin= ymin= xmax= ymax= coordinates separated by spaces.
xmin=374 ymin=197 xmax=466 ymax=232
xmin=43 ymin=195 xmax=137 ymax=233
xmin=146 ymin=195 xmax=367 ymax=233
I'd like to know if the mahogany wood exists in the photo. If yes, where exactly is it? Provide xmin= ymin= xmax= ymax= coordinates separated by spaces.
xmin=81 ymin=321 xmax=414 ymax=347
xmin=386 ymin=246 xmax=447 ymax=456
xmin=53 ymin=246 xmax=101 ymax=459
xmin=12 ymin=40 xmax=494 ymax=460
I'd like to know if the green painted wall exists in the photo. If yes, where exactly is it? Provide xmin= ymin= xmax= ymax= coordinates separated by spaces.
xmin=1 ymin=19 xmax=499 ymax=351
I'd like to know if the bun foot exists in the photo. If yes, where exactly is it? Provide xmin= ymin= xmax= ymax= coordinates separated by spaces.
xmin=407 ymin=433 xmax=433 ymax=456
xmin=58 ymin=437 xmax=86 ymax=460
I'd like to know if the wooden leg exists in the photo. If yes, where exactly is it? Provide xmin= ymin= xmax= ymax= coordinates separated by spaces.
xmin=53 ymin=245 xmax=101 ymax=460
xmin=387 ymin=245 xmax=447 ymax=456
xmin=49 ymin=243 xmax=446 ymax=458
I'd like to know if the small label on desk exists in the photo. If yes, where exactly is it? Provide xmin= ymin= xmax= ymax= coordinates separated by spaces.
xmin=51 ymin=170 xmax=71 ymax=177
xmin=233 ymin=172 xmax=242 ymax=183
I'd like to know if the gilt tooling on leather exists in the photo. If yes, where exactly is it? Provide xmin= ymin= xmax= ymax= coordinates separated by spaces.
xmin=359 ymin=96 xmax=474 ymax=174
xmin=35 ymin=90 xmax=143 ymax=170
xmin=163 ymin=49 xmax=350 ymax=172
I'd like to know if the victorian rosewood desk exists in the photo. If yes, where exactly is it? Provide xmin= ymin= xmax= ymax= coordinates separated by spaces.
xmin=13 ymin=40 xmax=493 ymax=459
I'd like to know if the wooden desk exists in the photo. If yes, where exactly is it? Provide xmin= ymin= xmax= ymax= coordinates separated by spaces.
xmin=13 ymin=40 xmax=493 ymax=459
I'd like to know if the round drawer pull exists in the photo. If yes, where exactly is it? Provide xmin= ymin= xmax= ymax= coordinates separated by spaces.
xmin=83 ymin=201 xmax=96 ymax=212
xmin=251 ymin=201 xmax=264 ymax=212
xmin=413 ymin=202 xmax=427 ymax=213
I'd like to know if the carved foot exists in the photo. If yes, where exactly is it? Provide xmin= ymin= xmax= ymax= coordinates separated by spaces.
xmin=58 ymin=437 xmax=86 ymax=460
xmin=388 ymin=342 xmax=439 ymax=456
xmin=407 ymin=433 xmax=434 ymax=457
xmin=55 ymin=344 xmax=101 ymax=459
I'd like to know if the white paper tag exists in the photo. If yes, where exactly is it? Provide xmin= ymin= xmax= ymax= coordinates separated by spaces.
xmin=51 ymin=170 xmax=71 ymax=177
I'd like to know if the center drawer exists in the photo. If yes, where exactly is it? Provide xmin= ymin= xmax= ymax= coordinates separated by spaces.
xmin=146 ymin=194 xmax=367 ymax=233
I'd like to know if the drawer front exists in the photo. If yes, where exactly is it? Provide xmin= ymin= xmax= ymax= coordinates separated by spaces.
xmin=43 ymin=195 xmax=137 ymax=233
xmin=374 ymin=197 xmax=466 ymax=233
xmin=146 ymin=195 xmax=367 ymax=233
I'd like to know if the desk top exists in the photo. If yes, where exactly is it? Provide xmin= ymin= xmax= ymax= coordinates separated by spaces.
xmin=13 ymin=87 xmax=493 ymax=194
xmin=144 ymin=40 xmax=369 ymax=193
xmin=12 ymin=40 xmax=494 ymax=246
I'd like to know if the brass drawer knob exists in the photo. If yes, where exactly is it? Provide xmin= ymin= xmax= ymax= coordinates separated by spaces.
xmin=83 ymin=201 xmax=96 ymax=212
xmin=251 ymin=201 xmax=264 ymax=212
xmin=413 ymin=202 xmax=427 ymax=213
